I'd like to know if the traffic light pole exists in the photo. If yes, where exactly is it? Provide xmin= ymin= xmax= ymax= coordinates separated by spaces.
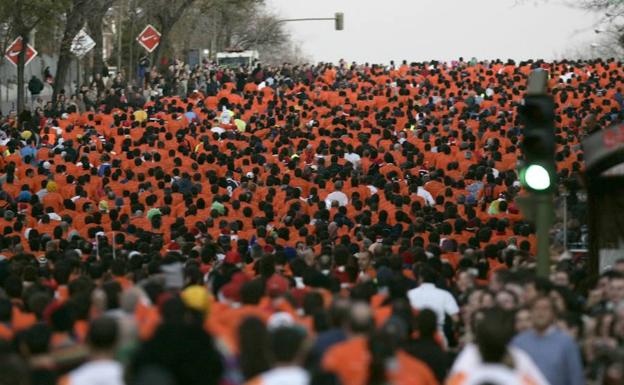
xmin=519 ymin=70 xmax=557 ymax=278
xmin=277 ymin=18 xmax=336 ymax=22
xmin=277 ymin=13 xmax=344 ymax=30
xmin=536 ymin=194 xmax=554 ymax=277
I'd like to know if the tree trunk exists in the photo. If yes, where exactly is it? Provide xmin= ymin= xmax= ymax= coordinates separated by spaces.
xmin=53 ymin=2 xmax=89 ymax=102
xmin=153 ymin=24 xmax=171 ymax=69
xmin=52 ymin=31 xmax=77 ymax=102
xmin=16 ymin=33 xmax=28 ymax=114
xmin=152 ymin=0 xmax=196 ymax=67
xmin=88 ymin=16 xmax=104 ymax=78
xmin=52 ymin=0 xmax=93 ymax=102
xmin=128 ymin=15 xmax=135 ymax=83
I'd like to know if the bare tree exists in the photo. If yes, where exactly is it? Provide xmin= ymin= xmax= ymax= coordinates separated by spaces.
xmin=87 ymin=0 xmax=116 ymax=79
xmin=52 ymin=0 xmax=99 ymax=102
xmin=167 ymin=0 xmax=292 ymax=58
xmin=140 ymin=0 xmax=197 ymax=65
xmin=0 ymin=0 xmax=65 ymax=112
xmin=228 ymin=6 xmax=290 ymax=52
xmin=521 ymin=0 xmax=624 ymax=55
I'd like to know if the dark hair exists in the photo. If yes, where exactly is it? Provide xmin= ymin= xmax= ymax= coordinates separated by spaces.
xmin=238 ymin=316 xmax=271 ymax=380
xmin=270 ymin=326 xmax=306 ymax=364
xmin=0 ymin=298 xmax=12 ymax=323
xmin=240 ymin=280 xmax=264 ymax=305
xmin=367 ymin=330 xmax=399 ymax=385
xmin=416 ymin=308 xmax=437 ymax=339
xmin=475 ymin=307 xmax=515 ymax=363
xmin=18 ymin=323 xmax=51 ymax=355
xmin=88 ymin=316 xmax=118 ymax=350
xmin=418 ymin=266 xmax=438 ymax=283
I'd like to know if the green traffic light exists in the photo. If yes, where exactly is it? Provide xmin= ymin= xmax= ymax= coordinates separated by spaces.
xmin=524 ymin=164 xmax=551 ymax=191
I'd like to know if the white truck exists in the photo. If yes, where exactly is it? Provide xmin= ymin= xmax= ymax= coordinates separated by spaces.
xmin=216 ymin=50 xmax=259 ymax=68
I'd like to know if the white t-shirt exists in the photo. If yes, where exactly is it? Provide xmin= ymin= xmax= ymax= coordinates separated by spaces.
xmin=451 ymin=364 xmax=529 ymax=385
xmin=65 ymin=360 xmax=124 ymax=385
xmin=407 ymin=283 xmax=459 ymax=327
xmin=211 ymin=126 xmax=226 ymax=135
xmin=417 ymin=186 xmax=435 ymax=206
xmin=344 ymin=152 xmax=361 ymax=165
xmin=367 ymin=185 xmax=378 ymax=195
xmin=325 ymin=191 xmax=349 ymax=207
xmin=450 ymin=344 xmax=550 ymax=385
xmin=256 ymin=366 xmax=309 ymax=385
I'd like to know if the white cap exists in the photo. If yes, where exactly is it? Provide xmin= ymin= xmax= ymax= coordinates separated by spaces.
xmin=267 ymin=312 xmax=295 ymax=331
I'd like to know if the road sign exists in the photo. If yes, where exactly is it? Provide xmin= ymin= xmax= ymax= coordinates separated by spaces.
xmin=136 ymin=24 xmax=161 ymax=53
xmin=4 ymin=37 xmax=37 ymax=67
xmin=71 ymin=28 xmax=96 ymax=58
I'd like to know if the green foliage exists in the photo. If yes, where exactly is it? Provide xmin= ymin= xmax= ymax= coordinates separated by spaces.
xmin=0 ymin=0 xmax=68 ymax=34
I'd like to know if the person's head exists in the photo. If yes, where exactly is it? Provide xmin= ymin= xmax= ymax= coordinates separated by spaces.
xmin=87 ymin=316 xmax=118 ymax=354
xmin=551 ymin=270 xmax=571 ymax=288
xmin=418 ymin=266 xmax=437 ymax=284
xmin=348 ymin=301 xmax=374 ymax=336
xmin=415 ymin=308 xmax=437 ymax=339
xmin=356 ymin=251 xmax=372 ymax=272
xmin=269 ymin=326 xmax=307 ymax=365
xmin=515 ymin=307 xmax=532 ymax=333
xmin=607 ymin=273 xmax=624 ymax=305
xmin=495 ymin=290 xmax=518 ymax=311
xmin=474 ymin=307 xmax=515 ymax=363
xmin=238 ymin=316 xmax=271 ymax=380
xmin=531 ymin=296 xmax=556 ymax=333
xmin=522 ymin=276 xmax=551 ymax=304
xmin=17 ymin=323 xmax=51 ymax=357
xmin=456 ymin=270 xmax=475 ymax=293
xmin=329 ymin=297 xmax=351 ymax=329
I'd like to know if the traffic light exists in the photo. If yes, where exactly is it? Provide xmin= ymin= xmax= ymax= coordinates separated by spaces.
xmin=335 ymin=12 xmax=344 ymax=31
xmin=518 ymin=70 xmax=556 ymax=193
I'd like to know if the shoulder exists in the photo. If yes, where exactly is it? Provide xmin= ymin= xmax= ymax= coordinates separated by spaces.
xmin=553 ymin=329 xmax=578 ymax=346
xmin=441 ymin=287 xmax=456 ymax=298
xmin=509 ymin=345 xmax=535 ymax=362
xmin=406 ymin=286 xmax=420 ymax=297
xmin=450 ymin=344 xmax=480 ymax=374
xmin=511 ymin=331 xmax=534 ymax=346
xmin=69 ymin=361 xmax=123 ymax=383
xmin=511 ymin=331 xmax=526 ymax=341
xmin=243 ymin=375 xmax=264 ymax=385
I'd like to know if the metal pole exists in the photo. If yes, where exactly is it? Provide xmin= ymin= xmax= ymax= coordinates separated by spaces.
xmin=116 ymin=4 xmax=122 ymax=73
xmin=562 ymin=191 xmax=568 ymax=251
xmin=76 ymin=58 xmax=80 ymax=92
xmin=128 ymin=0 xmax=135 ymax=84
xmin=276 ymin=17 xmax=336 ymax=23
xmin=536 ymin=194 xmax=554 ymax=277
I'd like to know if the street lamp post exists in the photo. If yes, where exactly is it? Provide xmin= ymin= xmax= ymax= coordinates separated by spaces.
xmin=276 ymin=12 xmax=344 ymax=30
xmin=250 ymin=13 xmax=344 ymax=56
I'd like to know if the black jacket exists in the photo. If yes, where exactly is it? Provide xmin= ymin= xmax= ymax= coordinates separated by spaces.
xmin=28 ymin=77 xmax=44 ymax=95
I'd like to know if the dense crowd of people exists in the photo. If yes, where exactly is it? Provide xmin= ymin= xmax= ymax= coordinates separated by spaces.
xmin=0 ymin=56 xmax=621 ymax=385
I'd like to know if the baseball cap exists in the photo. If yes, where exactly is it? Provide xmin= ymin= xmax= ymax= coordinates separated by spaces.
xmin=181 ymin=285 xmax=213 ymax=317
xmin=266 ymin=274 xmax=289 ymax=297
xmin=224 ymin=250 xmax=241 ymax=265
